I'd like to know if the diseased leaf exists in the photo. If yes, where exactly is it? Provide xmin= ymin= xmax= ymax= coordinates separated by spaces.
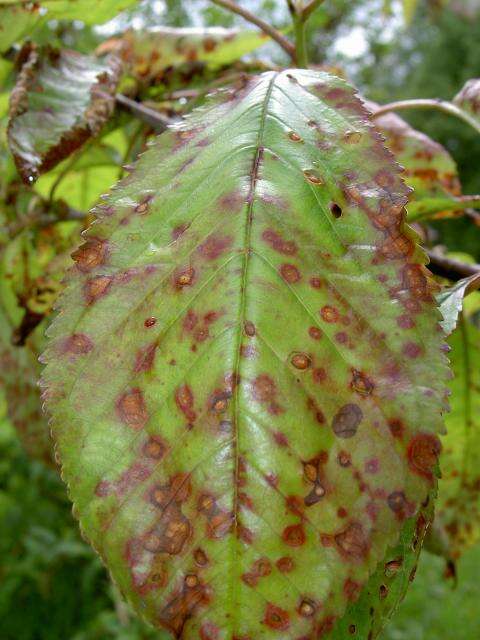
xmin=372 ymin=107 xmax=463 ymax=221
xmin=437 ymin=273 xmax=480 ymax=336
xmin=406 ymin=195 xmax=480 ymax=222
xmin=7 ymin=45 xmax=122 ymax=184
xmin=42 ymin=70 xmax=449 ymax=639
xmin=437 ymin=312 xmax=480 ymax=558
xmin=0 ymin=221 xmax=81 ymax=463
xmin=100 ymin=27 xmax=270 ymax=85
xmin=453 ymin=78 xmax=480 ymax=131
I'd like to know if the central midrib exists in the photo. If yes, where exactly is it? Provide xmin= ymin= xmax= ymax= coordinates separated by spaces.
xmin=229 ymin=71 xmax=278 ymax=635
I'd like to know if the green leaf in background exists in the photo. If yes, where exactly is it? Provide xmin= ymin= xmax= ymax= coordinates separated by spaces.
xmin=437 ymin=311 xmax=480 ymax=558
xmin=0 ymin=0 xmax=138 ymax=24
xmin=42 ymin=69 xmax=449 ymax=638
xmin=7 ymin=45 xmax=122 ymax=184
xmin=0 ymin=221 xmax=81 ymax=464
xmin=402 ymin=0 xmax=419 ymax=24
xmin=99 ymin=26 xmax=270 ymax=85
xmin=437 ymin=272 xmax=480 ymax=336
xmin=372 ymin=107 xmax=464 ymax=222
xmin=0 ymin=5 xmax=45 ymax=53
xmin=41 ymin=0 xmax=138 ymax=23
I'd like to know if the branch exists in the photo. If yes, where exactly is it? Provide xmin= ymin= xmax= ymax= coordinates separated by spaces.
xmin=210 ymin=0 xmax=296 ymax=61
xmin=426 ymin=249 xmax=480 ymax=282
xmin=372 ymin=99 xmax=480 ymax=136
xmin=115 ymin=94 xmax=173 ymax=132
xmin=301 ymin=0 xmax=325 ymax=21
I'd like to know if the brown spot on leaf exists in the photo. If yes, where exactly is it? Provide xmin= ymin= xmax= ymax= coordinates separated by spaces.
xmin=175 ymin=385 xmax=196 ymax=423
xmin=143 ymin=436 xmax=167 ymax=459
xmin=264 ymin=603 xmax=290 ymax=631
xmin=84 ymin=275 xmax=113 ymax=304
xmin=63 ymin=333 xmax=93 ymax=355
xmin=198 ymin=235 xmax=233 ymax=260
xmin=335 ymin=522 xmax=369 ymax=561
xmin=117 ymin=388 xmax=148 ymax=430
xmin=407 ymin=433 xmax=441 ymax=479
xmin=351 ymin=369 xmax=374 ymax=396
xmin=282 ymin=524 xmax=306 ymax=547
xmin=291 ymin=352 xmax=311 ymax=370
xmin=262 ymin=229 xmax=297 ymax=255
xmin=244 ymin=320 xmax=256 ymax=336
xmin=280 ymin=263 xmax=301 ymax=283
xmin=134 ymin=342 xmax=157 ymax=373
xmin=276 ymin=556 xmax=294 ymax=573
xmin=309 ymin=326 xmax=322 ymax=340
xmin=174 ymin=266 xmax=195 ymax=288
xmin=332 ymin=404 xmax=363 ymax=438
xmin=158 ymin=574 xmax=209 ymax=637
xmin=320 ymin=305 xmax=339 ymax=323
xmin=144 ymin=316 xmax=156 ymax=328
xmin=72 ymin=238 xmax=107 ymax=272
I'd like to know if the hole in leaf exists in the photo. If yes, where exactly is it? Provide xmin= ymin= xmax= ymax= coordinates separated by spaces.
xmin=330 ymin=202 xmax=342 ymax=218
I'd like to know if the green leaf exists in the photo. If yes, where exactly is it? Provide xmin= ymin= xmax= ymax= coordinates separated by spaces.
xmin=7 ymin=45 xmax=122 ymax=184
xmin=437 ymin=312 xmax=480 ymax=558
xmin=372 ymin=108 xmax=463 ymax=222
xmin=101 ymin=26 xmax=270 ymax=85
xmin=0 ymin=0 xmax=138 ymax=23
xmin=0 ymin=222 xmax=81 ymax=464
xmin=0 ymin=5 xmax=45 ymax=53
xmin=42 ymin=70 xmax=449 ymax=638
xmin=437 ymin=273 xmax=480 ymax=336
xmin=407 ymin=195 xmax=480 ymax=222
xmin=402 ymin=0 xmax=419 ymax=23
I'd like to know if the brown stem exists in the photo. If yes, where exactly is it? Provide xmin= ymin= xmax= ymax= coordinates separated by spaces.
xmin=372 ymin=99 xmax=480 ymax=135
xmin=210 ymin=0 xmax=296 ymax=61
xmin=426 ymin=250 xmax=480 ymax=282
xmin=115 ymin=94 xmax=173 ymax=131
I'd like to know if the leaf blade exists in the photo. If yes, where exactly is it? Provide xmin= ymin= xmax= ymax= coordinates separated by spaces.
xmin=42 ymin=70 xmax=449 ymax=638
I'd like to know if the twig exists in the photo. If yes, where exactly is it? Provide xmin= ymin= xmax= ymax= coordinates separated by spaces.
xmin=4 ymin=207 xmax=86 ymax=237
xmin=210 ymin=0 xmax=296 ymax=61
xmin=426 ymin=249 xmax=480 ymax=282
xmin=115 ymin=94 xmax=173 ymax=132
xmin=372 ymin=99 xmax=480 ymax=136
xmin=301 ymin=0 xmax=325 ymax=21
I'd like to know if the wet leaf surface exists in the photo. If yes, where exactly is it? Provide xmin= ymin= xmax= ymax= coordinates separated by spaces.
xmin=42 ymin=70 xmax=449 ymax=639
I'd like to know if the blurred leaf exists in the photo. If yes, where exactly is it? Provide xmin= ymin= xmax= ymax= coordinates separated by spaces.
xmin=0 ymin=221 xmax=81 ymax=463
xmin=0 ymin=5 xmax=45 ymax=53
xmin=42 ymin=70 xmax=448 ymax=637
xmin=453 ymin=78 xmax=480 ymax=133
xmin=7 ymin=44 xmax=122 ymax=184
xmin=99 ymin=26 xmax=270 ymax=84
xmin=437 ymin=273 xmax=480 ymax=336
xmin=403 ymin=0 xmax=419 ymax=24
xmin=408 ymin=195 xmax=480 ymax=222
xmin=437 ymin=312 xmax=480 ymax=558
xmin=372 ymin=106 xmax=463 ymax=221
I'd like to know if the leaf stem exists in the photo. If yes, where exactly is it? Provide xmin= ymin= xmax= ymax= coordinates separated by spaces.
xmin=426 ymin=250 xmax=480 ymax=282
xmin=301 ymin=0 xmax=325 ymax=21
xmin=292 ymin=12 xmax=308 ymax=68
xmin=115 ymin=94 xmax=172 ymax=132
xmin=210 ymin=0 xmax=296 ymax=61
xmin=372 ymin=99 xmax=480 ymax=136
